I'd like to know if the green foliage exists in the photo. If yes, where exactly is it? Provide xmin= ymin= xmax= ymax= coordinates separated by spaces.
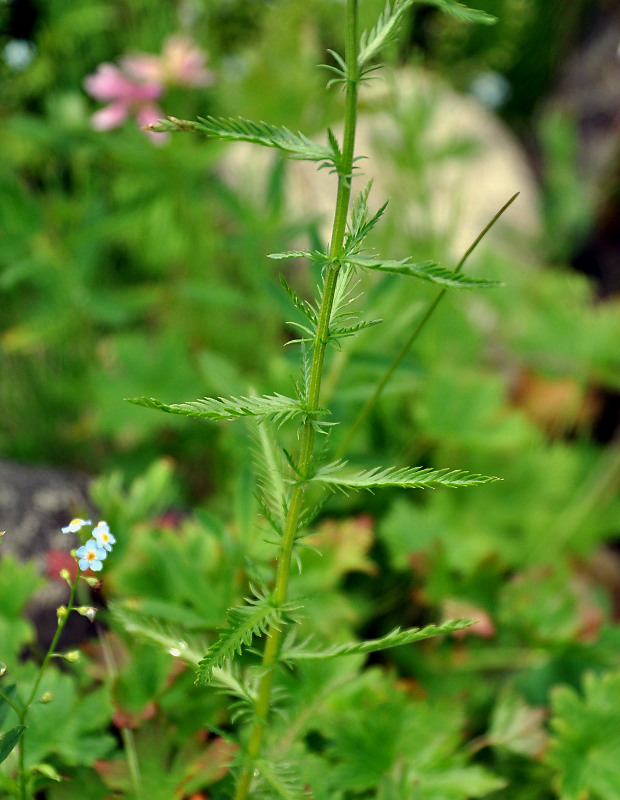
xmin=422 ymin=0 xmax=497 ymax=25
xmin=149 ymin=115 xmax=339 ymax=169
xmin=128 ymin=392 xmax=319 ymax=424
xmin=280 ymin=618 xmax=474 ymax=661
xmin=316 ymin=673 xmax=505 ymax=797
xmin=344 ymin=254 xmax=502 ymax=288
xmin=308 ymin=461 xmax=499 ymax=492
xmin=357 ymin=0 xmax=418 ymax=73
xmin=0 ymin=727 xmax=25 ymax=766
xmin=546 ymin=671 xmax=620 ymax=800
xmin=4 ymin=0 xmax=620 ymax=797
xmin=272 ymin=249 xmax=501 ymax=289
xmin=197 ymin=590 xmax=299 ymax=684
xmin=19 ymin=669 xmax=115 ymax=771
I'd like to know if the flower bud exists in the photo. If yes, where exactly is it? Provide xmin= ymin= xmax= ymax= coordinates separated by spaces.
xmin=59 ymin=568 xmax=71 ymax=583
xmin=76 ymin=606 xmax=97 ymax=622
xmin=56 ymin=605 xmax=68 ymax=621
xmin=39 ymin=692 xmax=53 ymax=704
xmin=64 ymin=650 xmax=81 ymax=663
xmin=82 ymin=576 xmax=102 ymax=588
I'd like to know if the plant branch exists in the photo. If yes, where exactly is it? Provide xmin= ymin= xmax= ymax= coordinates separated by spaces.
xmin=335 ymin=192 xmax=519 ymax=458
xmin=233 ymin=2 xmax=360 ymax=797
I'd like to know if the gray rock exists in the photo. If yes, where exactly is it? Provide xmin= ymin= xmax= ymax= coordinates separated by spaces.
xmin=0 ymin=459 xmax=96 ymax=651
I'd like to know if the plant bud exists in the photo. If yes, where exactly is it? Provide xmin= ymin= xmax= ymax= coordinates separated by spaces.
xmin=76 ymin=606 xmax=97 ymax=622
xmin=64 ymin=650 xmax=81 ymax=663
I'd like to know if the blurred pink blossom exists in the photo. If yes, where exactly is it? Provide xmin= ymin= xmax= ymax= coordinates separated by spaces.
xmin=122 ymin=36 xmax=215 ymax=88
xmin=83 ymin=62 xmax=168 ymax=143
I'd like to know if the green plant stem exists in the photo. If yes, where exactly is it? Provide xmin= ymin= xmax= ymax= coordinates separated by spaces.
xmin=233 ymin=3 xmax=359 ymax=798
xmin=0 ymin=689 xmax=22 ymax=720
xmin=334 ymin=192 xmax=519 ymax=459
xmin=17 ymin=572 xmax=79 ymax=800
xmin=98 ymin=624 xmax=144 ymax=800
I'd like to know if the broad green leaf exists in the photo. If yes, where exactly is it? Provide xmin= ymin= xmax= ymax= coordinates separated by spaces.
xmin=24 ymin=670 xmax=115 ymax=769
xmin=127 ymin=393 xmax=319 ymax=425
xmin=33 ymin=763 xmax=62 ymax=782
xmin=308 ymin=461 xmax=500 ymax=492
xmin=546 ymin=670 xmax=620 ymax=800
xmin=415 ymin=766 xmax=506 ymax=796
xmin=145 ymin=115 xmax=337 ymax=167
xmin=344 ymin=255 xmax=502 ymax=289
xmin=0 ymin=684 xmax=19 ymax=729
xmin=0 ymin=725 xmax=25 ymax=764
xmin=488 ymin=689 xmax=548 ymax=757
xmin=280 ymin=619 xmax=473 ymax=661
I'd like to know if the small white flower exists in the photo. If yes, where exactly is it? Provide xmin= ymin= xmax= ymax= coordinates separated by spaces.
xmin=61 ymin=518 xmax=92 ymax=534
xmin=92 ymin=521 xmax=116 ymax=552
xmin=75 ymin=539 xmax=107 ymax=572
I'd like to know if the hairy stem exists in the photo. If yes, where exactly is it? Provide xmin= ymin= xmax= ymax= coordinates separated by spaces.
xmin=233 ymin=2 xmax=359 ymax=797
xmin=335 ymin=192 xmax=519 ymax=459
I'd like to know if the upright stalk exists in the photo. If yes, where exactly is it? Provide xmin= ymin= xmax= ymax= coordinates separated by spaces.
xmin=17 ymin=574 xmax=79 ymax=800
xmin=233 ymin=2 xmax=359 ymax=797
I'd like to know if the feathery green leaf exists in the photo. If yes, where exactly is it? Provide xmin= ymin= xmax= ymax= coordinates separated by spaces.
xmin=280 ymin=275 xmax=317 ymax=324
xmin=329 ymin=317 xmax=383 ymax=341
xmin=358 ymin=0 xmax=416 ymax=72
xmin=197 ymin=590 xmax=298 ymax=684
xmin=146 ymin=115 xmax=338 ymax=167
xmin=307 ymin=461 xmax=501 ymax=492
xmin=210 ymin=667 xmax=259 ymax=724
xmin=280 ymin=619 xmax=474 ymax=661
xmin=253 ymin=759 xmax=312 ymax=800
xmin=346 ymin=181 xmax=389 ymax=254
xmin=253 ymin=424 xmax=289 ymax=535
xmin=127 ymin=393 xmax=322 ymax=425
xmin=423 ymin=0 xmax=497 ymax=25
xmin=344 ymin=255 xmax=502 ymax=289
xmin=108 ymin=602 xmax=206 ymax=666
xmin=197 ymin=116 xmax=337 ymax=166
xmin=269 ymin=249 xmax=331 ymax=267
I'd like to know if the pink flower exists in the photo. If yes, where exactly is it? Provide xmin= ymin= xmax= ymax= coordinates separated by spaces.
xmin=83 ymin=62 xmax=168 ymax=143
xmin=122 ymin=36 xmax=215 ymax=88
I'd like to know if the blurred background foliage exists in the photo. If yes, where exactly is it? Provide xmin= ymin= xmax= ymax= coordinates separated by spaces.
xmin=2 ymin=0 xmax=620 ymax=797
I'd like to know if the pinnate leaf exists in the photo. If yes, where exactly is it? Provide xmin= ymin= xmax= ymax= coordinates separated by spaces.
xmin=147 ymin=115 xmax=337 ymax=167
xmin=422 ymin=0 xmax=497 ymax=25
xmin=197 ymin=592 xmax=299 ymax=684
xmin=280 ymin=618 xmax=473 ymax=661
xmin=344 ymin=255 xmax=502 ymax=289
xmin=308 ymin=461 xmax=500 ymax=492
xmin=127 ymin=393 xmax=318 ymax=425
xmin=358 ymin=0 xmax=416 ymax=71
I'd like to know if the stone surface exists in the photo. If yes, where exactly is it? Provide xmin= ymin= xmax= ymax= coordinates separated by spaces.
xmin=0 ymin=459 xmax=95 ymax=650
xmin=218 ymin=67 xmax=541 ymax=260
